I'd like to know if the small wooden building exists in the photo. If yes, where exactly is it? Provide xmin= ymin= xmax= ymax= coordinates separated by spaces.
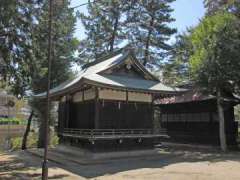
xmin=35 ymin=49 xmax=181 ymax=151
xmin=156 ymin=89 xmax=239 ymax=146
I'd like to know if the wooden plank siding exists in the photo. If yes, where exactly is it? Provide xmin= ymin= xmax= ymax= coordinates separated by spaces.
xmin=157 ymin=99 xmax=238 ymax=146
xmin=60 ymin=100 xmax=153 ymax=130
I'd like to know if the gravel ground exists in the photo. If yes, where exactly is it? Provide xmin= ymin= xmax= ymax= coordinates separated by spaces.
xmin=0 ymin=147 xmax=240 ymax=180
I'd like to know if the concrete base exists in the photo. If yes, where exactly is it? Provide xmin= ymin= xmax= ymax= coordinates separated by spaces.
xmin=161 ymin=142 xmax=217 ymax=150
xmin=27 ymin=143 xmax=226 ymax=166
xmin=57 ymin=144 xmax=162 ymax=160
xmin=60 ymin=137 xmax=157 ymax=152
xmin=28 ymin=145 xmax=168 ymax=165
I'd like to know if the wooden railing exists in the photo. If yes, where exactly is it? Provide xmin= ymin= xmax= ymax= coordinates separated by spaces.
xmin=60 ymin=128 xmax=167 ymax=139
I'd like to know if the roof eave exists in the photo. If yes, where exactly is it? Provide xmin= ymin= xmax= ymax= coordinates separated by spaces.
xmin=83 ymin=78 xmax=181 ymax=95
xmin=33 ymin=78 xmax=86 ymax=100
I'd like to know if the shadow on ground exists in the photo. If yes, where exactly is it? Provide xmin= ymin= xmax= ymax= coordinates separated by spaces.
xmin=0 ymin=153 xmax=70 ymax=179
xmin=1 ymin=146 xmax=240 ymax=179
xmin=45 ymin=146 xmax=240 ymax=178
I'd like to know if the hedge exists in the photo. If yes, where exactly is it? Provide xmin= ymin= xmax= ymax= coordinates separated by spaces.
xmin=0 ymin=118 xmax=27 ymax=125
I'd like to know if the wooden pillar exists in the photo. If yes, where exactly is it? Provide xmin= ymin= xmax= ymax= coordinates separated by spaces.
xmin=82 ymin=89 xmax=85 ymax=101
xmin=151 ymin=94 xmax=154 ymax=131
xmin=58 ymin=101 xmax=64 ymax=132
xmin=65 ymin=95 xmax=70 ymax=128
xmin=125 ymin=90 xmax=128 ymax=128
xmin=94 ymin=87 xmax=100 ymax=129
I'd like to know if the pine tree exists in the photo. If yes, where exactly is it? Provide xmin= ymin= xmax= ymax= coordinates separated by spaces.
xmin=78 ymin=0 xmax=176 ymax=67
xmin=78 ymin=0 xmax=127 ymax=63
xmin=30 ymin=0 xmax=79 ymax=148
xmin=0 ymin=0 xmax=40 ymax=96
xmin=1 ymin=1 xmax=78 ymax=148
xmin=204 ymin=0 xmax=240 ymax=17
xmin=126 ymin=0 xmax=176 ymax=67
xmin=162 ymin=30 xmax=193 ymax=85
xmin=31 ymin=0 xmax=78 ymax=94
xmin=78 ymin=3 xmax=108 ymax=63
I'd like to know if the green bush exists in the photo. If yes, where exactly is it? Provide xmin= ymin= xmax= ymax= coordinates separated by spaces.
xmin=10 ymin=132 xmax=38 ymax=151
xmin=9 ymin=131 xmax=59 ymax=151
xmin=10 ymin=137 xmax=23 ymax=150
xmin=0 ymin=118 xmax=27 ymax=125
xmin=50 ymin=132 xmax=59 ymax=148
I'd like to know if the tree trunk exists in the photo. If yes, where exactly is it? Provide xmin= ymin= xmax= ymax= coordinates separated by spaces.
xmin=217 ymin=89 xmax=227 ymax=151
xmin=109 ymin=13 xmax=119 ymax=52
xmin=36 ymin=100 xmax=53 ymax=148
xmin=143 ymin=16 xmax=154 ymax=66
xmin=143 ymin=32 xmax=150 ymax=66
xmin=38 ymin=116 xmax=46 ymax=148
xmin=22 ymin=110 xmax=34 ymax=150
xmin=37 ymin=105 xmax=49 ymax=148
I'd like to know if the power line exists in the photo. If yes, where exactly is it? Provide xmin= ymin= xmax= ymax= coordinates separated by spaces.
xmin=71 ymin=2 xmax=89 ymax=9
xmin=70 ymin=0 xmax=96 ymax=9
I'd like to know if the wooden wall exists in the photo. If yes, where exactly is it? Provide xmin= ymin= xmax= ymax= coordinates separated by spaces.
xmin=98 ymin=100 xmax=152 ymax=129
xmin=158 ymin=100 xmax=238 ymax=146
xmin=58 ymin=100 xmax=95 ymax=130
xmin=69 ymin=100 xmax=95 ymax=129
xmin=58 ymin=99 xmax=153 ymax=130
xmin=58 ymin=86 xmax=155 ymax=132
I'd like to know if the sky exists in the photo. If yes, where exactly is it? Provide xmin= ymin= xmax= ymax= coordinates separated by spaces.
xmin=70 ymin=0 xmax=206 ymax=41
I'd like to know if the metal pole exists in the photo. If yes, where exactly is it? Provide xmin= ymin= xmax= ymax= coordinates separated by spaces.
xmin=42 ymin=0 xmax=53 ymax=179
xmin=7 ymin=101 xmax=10 ymax=149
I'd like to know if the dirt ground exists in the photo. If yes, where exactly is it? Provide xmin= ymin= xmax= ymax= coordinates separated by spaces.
xmin=1 ymin=146 xmax=240 ymax=180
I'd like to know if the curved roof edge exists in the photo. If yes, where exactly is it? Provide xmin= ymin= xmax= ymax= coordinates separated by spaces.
xmin=33 ymin=49 xmax=185 ymax=99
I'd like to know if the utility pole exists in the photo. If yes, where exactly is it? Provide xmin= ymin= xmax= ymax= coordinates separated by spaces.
xmin=42 ymin=0 xmax=53 ymax=179
xmin=41 ymin=0 xmax=94 ymax=179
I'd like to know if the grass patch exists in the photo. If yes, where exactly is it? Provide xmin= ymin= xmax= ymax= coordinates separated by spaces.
xmin=9 ymin=131 xmax=59 ymax=151
xmin=10 ymin=133 xmax=38 ymax=150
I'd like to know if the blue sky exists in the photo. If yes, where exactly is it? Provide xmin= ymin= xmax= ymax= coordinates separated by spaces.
xmin=70 ymin=0 xmax=205 ymax=41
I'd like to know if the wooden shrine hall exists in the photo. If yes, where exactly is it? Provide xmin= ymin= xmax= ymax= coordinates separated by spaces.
xmin=156 ymin=88 xmax=239 ymax=146
xmin=35 ymin=48 xmax=182 ymax=151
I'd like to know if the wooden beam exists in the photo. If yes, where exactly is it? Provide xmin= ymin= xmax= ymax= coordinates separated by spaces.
xmin=65 ymin=95 xmax=70 ymax=128
xmin=94 ymin=87 xmax=100 ymax=129
xmin=125 ymin=90 xmax=128 ymax=128
xmin=151 ymin=94 xmax=154 ymax=130
xmin=82 ymin=89 xmax=85 ymax=101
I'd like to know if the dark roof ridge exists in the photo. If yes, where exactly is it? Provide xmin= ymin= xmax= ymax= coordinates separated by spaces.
xmin=82 ymin=48 xmax=130 ymax=69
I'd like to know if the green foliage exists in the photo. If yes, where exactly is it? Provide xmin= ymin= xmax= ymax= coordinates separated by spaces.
xmin=10 ymin=131 xmax=58 ymax=151
xmin=50 ymin=131 xmax=59 ymax=148
xmin=190 ymin=13 xmax=233 ymax=72
xmin=31 ymin=1 xmax=79 ymax=94
xmin=234 ymin=105 xmax=240 ymax=121
xmin=79 ymin=0 xmax=176 ymax=67
xmin=126 ymin=0 xmax=176 ymax=67
xmin=204 ymin=0 xmax=240 ymax=17
xmin=189 ymin=12 xmax=240 ymax=93
xmin=204 ymin=0 xmax=228 ymax=15
xmin=78 ymin=0 xmax=128 ymax=63
xmin=0 ymin=0 xmax=40 ymax=96
xmin=162 ymin=31 xmax=193 ymax=85
xmin=0 ymin=118 xmax=26 ymax=125
xmin=0 ymin=1 xmax=79 ymax=96
xmin=0 ymin=1 xmax=79 ymax=147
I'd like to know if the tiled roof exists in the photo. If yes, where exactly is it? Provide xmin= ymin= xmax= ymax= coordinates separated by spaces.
xmin=156 ymin=88 xmax=240 ymax=105
xmin=34 ymin=50 xmax=183 ymax=99
xmin=84 ymin=74 xmax=180 ymax=93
